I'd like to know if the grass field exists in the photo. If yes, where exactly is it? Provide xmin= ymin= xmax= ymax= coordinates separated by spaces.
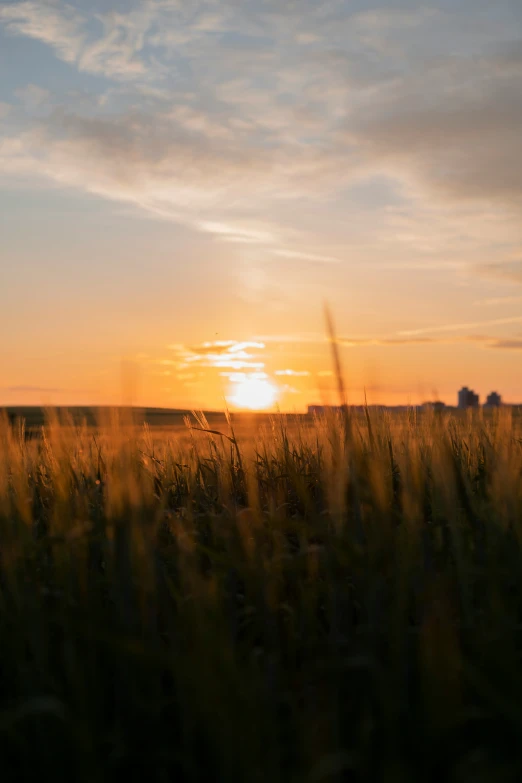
xmin=1 ymin=405 xmax=522 ymax=781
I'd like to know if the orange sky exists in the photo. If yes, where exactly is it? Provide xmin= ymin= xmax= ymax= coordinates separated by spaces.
xmin=1 ymin=0 xmax=522 ymax=411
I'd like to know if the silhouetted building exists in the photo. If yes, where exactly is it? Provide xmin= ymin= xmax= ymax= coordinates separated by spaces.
xmin=485 ymin=391 xmax=502 ymax=407
xmin=458 ymin=387 xmax=479 ymax=409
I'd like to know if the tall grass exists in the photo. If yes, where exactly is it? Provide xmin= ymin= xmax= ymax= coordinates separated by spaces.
xmin=1 ymin=406 xmax=522 ymax=781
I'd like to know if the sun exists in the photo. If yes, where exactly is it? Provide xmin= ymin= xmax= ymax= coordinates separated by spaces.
xmin=230 ymin=377 xmax=277 ymax=410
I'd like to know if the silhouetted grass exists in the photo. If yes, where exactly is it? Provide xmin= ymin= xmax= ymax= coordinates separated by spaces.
xmin=1 ymin=406 xmax=522 ymax=781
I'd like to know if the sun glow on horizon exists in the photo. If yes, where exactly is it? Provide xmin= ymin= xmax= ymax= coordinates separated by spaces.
xmin=229 ymin=377 xmax=278 ymax=410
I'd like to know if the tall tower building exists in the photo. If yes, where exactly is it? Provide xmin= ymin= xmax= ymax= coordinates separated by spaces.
xmin=485 ymin=392 xmax=502 ymax=407
xmin=458 ymin=387 xmax=479 ymax=409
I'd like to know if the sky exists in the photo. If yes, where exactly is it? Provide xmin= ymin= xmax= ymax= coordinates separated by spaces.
xmin=1 ymin=0 xmax=522 ymax=411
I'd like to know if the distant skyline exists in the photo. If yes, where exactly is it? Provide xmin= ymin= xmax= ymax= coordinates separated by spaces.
xmin=1 ymin=0 xmax=522 ymax=411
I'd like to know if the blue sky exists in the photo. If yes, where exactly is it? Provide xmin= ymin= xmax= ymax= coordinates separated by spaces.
xmin=1 ymin=0 xmax=522 ymax=408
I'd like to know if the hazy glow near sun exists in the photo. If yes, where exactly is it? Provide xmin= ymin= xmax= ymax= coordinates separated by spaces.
xmin=230 ymin=378 xmax=277 ymax=410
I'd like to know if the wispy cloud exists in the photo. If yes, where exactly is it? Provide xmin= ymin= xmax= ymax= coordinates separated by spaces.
xmin=220 ymin=371 xmax=268 ymax=382
xmin=338 ymin=334 xmax=522 ymax=351
xmin=0 ymin=107 xmax=344 ymax=260
xmin=398 ymin=315 xmax=522 ymax=337
xmin=197 ymin=222 xmax=280 ymax=245
xmin=274 ymin=369 xmax=311 ymax=377
xmin=0 ymin=1 xmax=84 ymax=65
xmin=474 ymin=295 xmax=522 ymax=307
xmin=253 ymin=333 xmax=325 ymax=345
xmin=169 ymin=340 xmax=267 ymax=372
xmin=477 ymin=261 xmax=522 ymax=284
xmin=186 ymin=340 xmax=264 ymax=355
xmin=492 ymin=339 xmax=522 ymax=350
xmin=0 ymin=1 xmax=157 ymax=81
xmin=274 ymin=249 xmax=341 ymax=264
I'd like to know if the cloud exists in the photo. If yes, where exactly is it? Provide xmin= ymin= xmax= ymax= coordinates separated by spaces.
xmin=338 ymin=337 xmax=437 ymax=347
xmin=337 ymin=333 xmax=522 ymax=351
xmin=253 ymin=333 xmax=325 ymax=344
xmin=474 ymin=295 xmax=522 ymax=307
xmin=0 ymin=106 xmax=348 ymax=260
xmin=226 ymin=341 xmax=265 ymax=353
xmin=398 ymin=315 xmax=522 ymax=337
xmin=220 ymin=372 xmax=268 ymax=382
xmin=197 ymin=222 xmax=280 ymax=245
xmin=274 ymin=369 xmax=311 ymax=377
xmin=492 ymin=339 xmax=522 ymax=350
xmin=0 ymin=1 xmax=84 ymax=64
xmin=274 ymin=249 xmax=341 ymax=264
xmin=1 ymin=0 xmax=522 ymax=280
xmin=477 ymin=261 xmax=522 ymax=284
xmin=185 ymin=340 xmax=264 ymax=356
xmin=0 ymin=1 xmax=156 ymax=80
xmin=77 ymin=8 xmax=153 ymax=79
xmin=347 ymin=40 xmax=522 ymax=203
xmin=169 ymin=340 xmax=267 ymax=371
